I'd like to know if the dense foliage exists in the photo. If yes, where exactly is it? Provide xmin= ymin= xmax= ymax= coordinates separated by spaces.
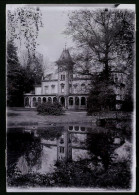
xmin=66 ymin=9 xmax=135 ymax=113
xmin=7 ymin=41 xmax=34 ymax=106
xmin=37 ymin=102 xmax=64 ymax=115
xmin=66 ymin=9 xmax=134 ymax=76
xmin=7 ymin=7 xmax=44 ymax=107
xmin=7 ymin=40 xmax=44 ymax=106
xmin=7 ymin=160 xmax=131 ymax=189
xmin=87 ymin=72 xmax=116 ymax=114
xmin=7 ymin=6 xmax=43 ymax=59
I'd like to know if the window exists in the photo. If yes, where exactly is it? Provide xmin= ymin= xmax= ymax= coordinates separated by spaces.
xmin=33 ymin=97 xmax=36 ymax=107
xmin=51 ymin=85 xmax=55 ymax=93
xmin=48 ymin=97 xmax=52 ymax=102
xmin=60 ymin=138 xmax=64 ymax=144
xmin=73 ymin=84 xmax=77 ymax=93
xmin=38 ymin=97 xmax=41 ymax=104
xmin=69 ymin=126 xmax=73 ymax=130
xmin=60 ymin=147 xmax=64 ymax=153
xmin=45 ymin=86 xmax=48 ymax=94
xmin=69 ymin=97 xmax=73 ymax=105
xmin=61 ymin=75 xmax=65 ymax=81
xmin=81 ymin=83 xmax=85 ymax=92
xmin=75 ymin=126 xmax=79 ymax=131
xmin=81 ymin=97 xmax=86 ymax=105
xmin=53 ymin=97 xmax=57 ymax=102
xmin=81 ymin=127 xmax=85 ymax=131
xmin=61 ymin=83 xmax=65 ymax=93
xmin=69 ymin=84 xmax=72 ymax=93
xmin=114 ymin=74 xmax=118 ymax=83
xmin=43 ymin=97 xmax=46 ymax=102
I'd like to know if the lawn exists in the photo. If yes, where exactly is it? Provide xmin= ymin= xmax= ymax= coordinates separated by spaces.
xmin=7 ymin=107 xmax=93 ymax=127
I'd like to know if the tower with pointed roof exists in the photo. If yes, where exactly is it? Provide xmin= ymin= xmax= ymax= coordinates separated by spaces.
xmin=56 ymin=48 xmax=74 ymax=108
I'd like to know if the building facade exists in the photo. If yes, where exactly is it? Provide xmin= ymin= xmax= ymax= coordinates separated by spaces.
xmin=24 ymin=48 xmax=126 ymax=110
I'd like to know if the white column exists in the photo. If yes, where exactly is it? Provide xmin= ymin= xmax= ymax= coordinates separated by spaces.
xmin=79 ymin=97 xmax=81 ymax=108
xmin=73 ymin=96 xmax=75 ymax=108
xmin=30 ymin=97 xmax=33 ymax=108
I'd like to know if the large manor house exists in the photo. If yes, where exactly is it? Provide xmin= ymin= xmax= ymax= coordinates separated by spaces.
xmin=24 ymin=48 xmax=127 ymax=110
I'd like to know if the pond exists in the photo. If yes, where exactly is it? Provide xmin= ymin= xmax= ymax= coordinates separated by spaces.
xmin=7 ymin=122 xmax=132 ymax=191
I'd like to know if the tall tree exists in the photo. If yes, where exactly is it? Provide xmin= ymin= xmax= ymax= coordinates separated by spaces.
xmin=65 ymin=9 xmax=135 ymax=77
xmin=7 ymin=7 xmax=44 ymax=106
xmin=66 ymin=9 xmax=135 ymax=112
xmin=7 ymin=40 xmax=24 ymax=106
xmin=7 ymin=6 xmax=43 ymax=61
xmin=20 ymin=51 xmax=45 ymax=84
xmin=7 ymin=40 xmax=35 ymax=106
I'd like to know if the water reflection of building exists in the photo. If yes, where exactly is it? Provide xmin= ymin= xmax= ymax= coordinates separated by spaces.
xmin=23 ymin=125 xmax=109 ymax=165
xmin=40 ymin=125 xmax=93 ymax=163
xmin=57 ymin=131 xmax=72 ymax=162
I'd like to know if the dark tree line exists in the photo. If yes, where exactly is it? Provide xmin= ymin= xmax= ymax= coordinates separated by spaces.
xmin=7 ymin=40 xmax=43 ymax=106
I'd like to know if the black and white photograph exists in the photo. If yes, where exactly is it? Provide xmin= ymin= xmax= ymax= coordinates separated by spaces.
xmin=6 ymin=4 xmax=136 ymax=192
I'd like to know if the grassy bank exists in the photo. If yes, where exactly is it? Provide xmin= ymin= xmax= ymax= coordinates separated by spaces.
xmin=7 ymin=107 xmax=93 ymax=126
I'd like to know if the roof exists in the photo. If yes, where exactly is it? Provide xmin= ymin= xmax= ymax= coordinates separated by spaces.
xmin=56 ymin=49 xmax=74 ymax=65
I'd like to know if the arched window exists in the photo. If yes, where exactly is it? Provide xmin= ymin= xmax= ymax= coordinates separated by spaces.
xmin=60 ymin=138 xmax=64 ymax=144
xmin=53 ymin=97 xmax=57 ymax=103
xmin=43 ymin=97 xmax=46 ymax=103
xmin=75 ymin=97 xmax=79 ymax=105
xmin=61 ymin=83 xmax=65 ymax=93
xmin=81 ymin=83 xmax=85 ymax=92
xmin=73 ymin=84 xmax=77 ymax=93
xmin=33 ymin=97 xmax=36 ymax=107
xmin=69 ymin=126 xmax=73 ymax=130
xmin=81 ymin=97 xmax=86 ymax=105
xmin=45 ymin=86 xmax=49 ymax=94
xmin=38 ymin=97 xmax=41 ymax=104
xmin=69 ymin=84 xmax=72 ymax=93
xmin=51 ymin=85 xmax=55 ymax=93
xmin=25 ymin=97 xmax=29 ymax=107
xmin=69 ymin=97 xmax=73 ymax=105
xmin=81 ymin=127 xmax=85 ymax=131
xmin=48 ymin=97 xmax=52 ymax=102
xmin=75 ymin=126 xmax=79 ymax=131
xmin=60 ymin=97 xmax=65 ymax=107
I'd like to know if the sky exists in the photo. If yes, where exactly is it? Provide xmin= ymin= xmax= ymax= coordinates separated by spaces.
xmin=36 ymin=4 xmax=135 ymax=62
xmin=7 ymin=4 xmax=135 ymax=63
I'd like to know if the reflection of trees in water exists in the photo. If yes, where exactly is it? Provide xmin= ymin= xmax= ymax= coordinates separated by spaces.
xmin=7 ymin=130 xmax=42 ymax=176
xmin=25 ymin=138 xmax=42 ymax=168
xmin=86 ymin=130 xmax=125 ymax=170
xmin=72 ymin=134 xmax=86 ymax=147
xmin=38 ymin=127 xmax=63 ymax=141
xmin=7 ymin=127 xmax=63 ymax=178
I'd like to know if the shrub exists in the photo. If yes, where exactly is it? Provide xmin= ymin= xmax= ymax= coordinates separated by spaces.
xmin=37 ymin=102 xmax=64 ymax=115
